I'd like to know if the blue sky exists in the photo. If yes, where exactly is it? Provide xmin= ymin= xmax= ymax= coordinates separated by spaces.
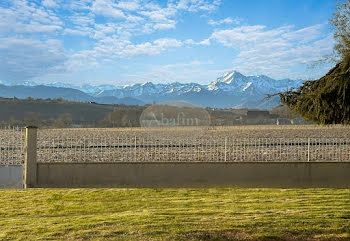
xmin=0 ymin=0 xmax=337 ymax=86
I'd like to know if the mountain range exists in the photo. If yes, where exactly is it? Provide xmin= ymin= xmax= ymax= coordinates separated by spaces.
xmin=0 ymin=71 xmax=304 ymax=109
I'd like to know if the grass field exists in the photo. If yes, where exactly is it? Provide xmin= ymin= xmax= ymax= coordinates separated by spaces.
xmin=0 ymin=188 xmax=349 ymax=240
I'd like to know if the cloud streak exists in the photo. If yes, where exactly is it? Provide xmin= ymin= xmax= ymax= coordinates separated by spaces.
xmin=208 ymin=17 xmax=241 ymax=26
xmin=0 ymin=38 xmax=67 ymax=81
xmin=208 ymin=24 xmax=333 ymax=79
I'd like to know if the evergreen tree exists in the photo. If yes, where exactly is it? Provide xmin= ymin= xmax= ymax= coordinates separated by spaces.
xmin=278 ymin=59 xmax=350 ymax=124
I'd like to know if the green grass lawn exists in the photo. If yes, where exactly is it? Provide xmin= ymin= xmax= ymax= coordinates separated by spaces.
xmin=0 ymin=188 xmax=349 ymax=240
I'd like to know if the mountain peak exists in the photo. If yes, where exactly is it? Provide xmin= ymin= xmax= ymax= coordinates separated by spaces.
xmin=222 ymin=70 xmax=244 ymax=81
xmin=232 ymin=70 xmax=244 ymax=75
xmin=213 ymin=70 xmax=246 ymax=86
xmin=141 ymin=82 xmax=154 ymax=87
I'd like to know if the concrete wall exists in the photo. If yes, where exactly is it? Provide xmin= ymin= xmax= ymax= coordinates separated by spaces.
xmin=36 ymin=162 xmax=350 ymax=188
xmin=0 ymin=165 xmax=23 ymax=188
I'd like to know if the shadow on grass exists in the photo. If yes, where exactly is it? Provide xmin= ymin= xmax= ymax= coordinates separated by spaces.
xmin=175 ymin=230 xmax=350 ymax=241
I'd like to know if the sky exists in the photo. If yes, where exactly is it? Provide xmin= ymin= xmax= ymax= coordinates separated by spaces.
xmin=0 ymin=0 xmax=338 ymax=86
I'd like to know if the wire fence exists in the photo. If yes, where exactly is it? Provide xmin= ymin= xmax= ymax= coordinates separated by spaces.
xmin=0 ymin=127 xmax=25 ymax=165
xmin=36 ymin=134 xmax=350 ymax=163
xmin=1 ymin=128 xmax=350 ymax=164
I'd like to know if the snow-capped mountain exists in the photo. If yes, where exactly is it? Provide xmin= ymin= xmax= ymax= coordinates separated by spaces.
xmin=0 ymin=71 xmax=305 ymax=109
xmin=208 ymin=71 xmax=302 ymax=94
xmin=92 ymin=71 xmax=304 ymax=108
xmin=96 ymin=81 xmax=205 ymax=99
xmin=44 ymin=83 xmax=118 ymax=95
xmin=0 ymin=79 xmax=37 ymax=86
xmin=0 ymin=80 xmax=119 ymax=95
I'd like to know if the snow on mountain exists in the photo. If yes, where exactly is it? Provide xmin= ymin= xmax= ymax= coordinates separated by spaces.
xmin=80 ymin=84 xmax=117 ymax=95
xmin=0 ymin=79 xmax=37 ymax=86
xmin=207 ymin=71 xmax=255 ymax=93
xmin=222 ymin=71 xmax=234 ymax=83
xmin=45 ymin=83 xmax=118 ymax=95
xmin=243 ymin=82 xmax=252 ymax=91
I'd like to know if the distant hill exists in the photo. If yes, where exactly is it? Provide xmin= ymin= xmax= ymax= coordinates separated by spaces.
xmin=0 ymin=84 xmax=144 ymax=106
xmin=0 ymin=97 xmax=300 ymax=128
xmin=0 ymin=97 xmax=116 ymax=123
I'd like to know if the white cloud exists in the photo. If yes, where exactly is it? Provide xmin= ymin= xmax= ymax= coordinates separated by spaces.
xmin=210 ymin=25 xmax=289 ymax=48
xmin=63 ymin=0 xmax=221 ymax=42
xmin=69 ymin=14 xmax=95 ymax=27
xmin=208 ymin=17 xmax=241 ymax=26
xmin=175 ymin=0 xmax=221 ymax=12
xmin=69 ymin=37 xmax=183 ymax=68
xmin=42 ymin=0 xmax=58 ymax=8
xmin=135 ymin=0 xmax=221 ymax=34
xmin=199 ymin=38 xmax=211 ymax=45
xmin=126 ymin=15 xmax=144 ymax=23
xmin=116 ymin=1 xmax=140 ymax=11
xmin=140 ymin=8 xmax=177 ymax=22
xmin=282 ymin=24 xmax=324 ymax=43
xmin=0 ymin=38 xmax=67 ymax=80
xmin=114 ymin=38 xmax=182 ymax=57
xmin=0 ymin=0 xmax=63 ymax=36
xmin=208 ymin=24 xmax=334 ymax=79
xmin=91 ymin=0 xmax=125 ymax=19
xmin=154 ymin=22 xmax=176 ymax=30
xmin=63 ymin=28 xmax=84 ymax=36
xmin=137 ymin=7 xmax=177 ymax=32
xmin=60 ymin=0 xmax=225 ymax=44
xmin=185 ymin=38 xmax=211 ymax=46
xmin=153 ymin=38 xmax=182 ymax=48
xmin=64 ymin=0 xmax=93 ymax=10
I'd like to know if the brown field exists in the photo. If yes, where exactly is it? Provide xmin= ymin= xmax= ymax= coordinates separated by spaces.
xmin=39 ymin=124 xmax=350 ymax=138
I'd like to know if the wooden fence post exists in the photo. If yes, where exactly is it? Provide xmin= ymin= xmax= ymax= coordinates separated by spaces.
xmin=24 ymin=126 xmax=37 ymax=188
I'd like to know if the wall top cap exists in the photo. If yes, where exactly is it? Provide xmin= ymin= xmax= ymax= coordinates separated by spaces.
xmin=25 ymin=126 xmax=38 ymax=129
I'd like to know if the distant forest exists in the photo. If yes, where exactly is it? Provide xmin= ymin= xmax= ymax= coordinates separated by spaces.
xmin=0 ymin=97 xmax=301 ymax=128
